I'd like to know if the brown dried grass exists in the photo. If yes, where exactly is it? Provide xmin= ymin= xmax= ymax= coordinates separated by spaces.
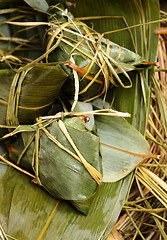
xmin=108 ymin=34 xmax=167 ymax=240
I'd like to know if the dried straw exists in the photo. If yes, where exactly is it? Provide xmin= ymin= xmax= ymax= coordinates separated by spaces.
xmin=109 ymin=31 xmax=167 ymax=240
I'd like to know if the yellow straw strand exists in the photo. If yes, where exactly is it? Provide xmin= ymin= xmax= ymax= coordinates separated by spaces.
xmin=58 ymin=119 xmax=102 ymax=185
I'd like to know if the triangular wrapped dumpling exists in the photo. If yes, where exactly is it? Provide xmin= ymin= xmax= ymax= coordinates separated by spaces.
xmin=46 ymin=5 xmax=146 ymax=101
xmin=0 ymin=66 xmax=67 ymax=136
xmin=9 ymin=117 xmax=102 ymax=215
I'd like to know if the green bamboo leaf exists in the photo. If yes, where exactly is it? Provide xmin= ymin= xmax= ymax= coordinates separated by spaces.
xmin=0 ymin=2 xmax=44 ymax=62
xmin=71 ymin=0 xmax=159 ymax=131
xmin=0 ymin=143 xmax=8 ymax=180
xmin=24 ymin=0 xmax=49 ymax=12
xmin=0 ymin=65 xmax=67 ymax=135
xmin=95 ymin=114 xmax=150 ymax=182
xmin=0 ymin=167 xmax=134 ymax=240
xmin=71 ymin=0 xmax=159 ymax=61
xmin=0 ymin=15 xmax=12 ymax=60
xmin=72 ymin=101 xmax=150 ymax=182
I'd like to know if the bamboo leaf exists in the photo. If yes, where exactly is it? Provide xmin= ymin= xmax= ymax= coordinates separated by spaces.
xmin=0 ymin=143 xmax=8 ymax=180
xmin=0 ymin=66 xmax=67 ymax=135
xmin=95 ymin=115 xmax=150 ymax=182
xmin=0 ymin=168 xmax=134 ymax=240
xmin=71 ymin=101 xmax=151 ymax=182
xmin=71 ymin=0 xmax=159 ymax=132
xmin=24 ymin=0 xmax=49 ymax=12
